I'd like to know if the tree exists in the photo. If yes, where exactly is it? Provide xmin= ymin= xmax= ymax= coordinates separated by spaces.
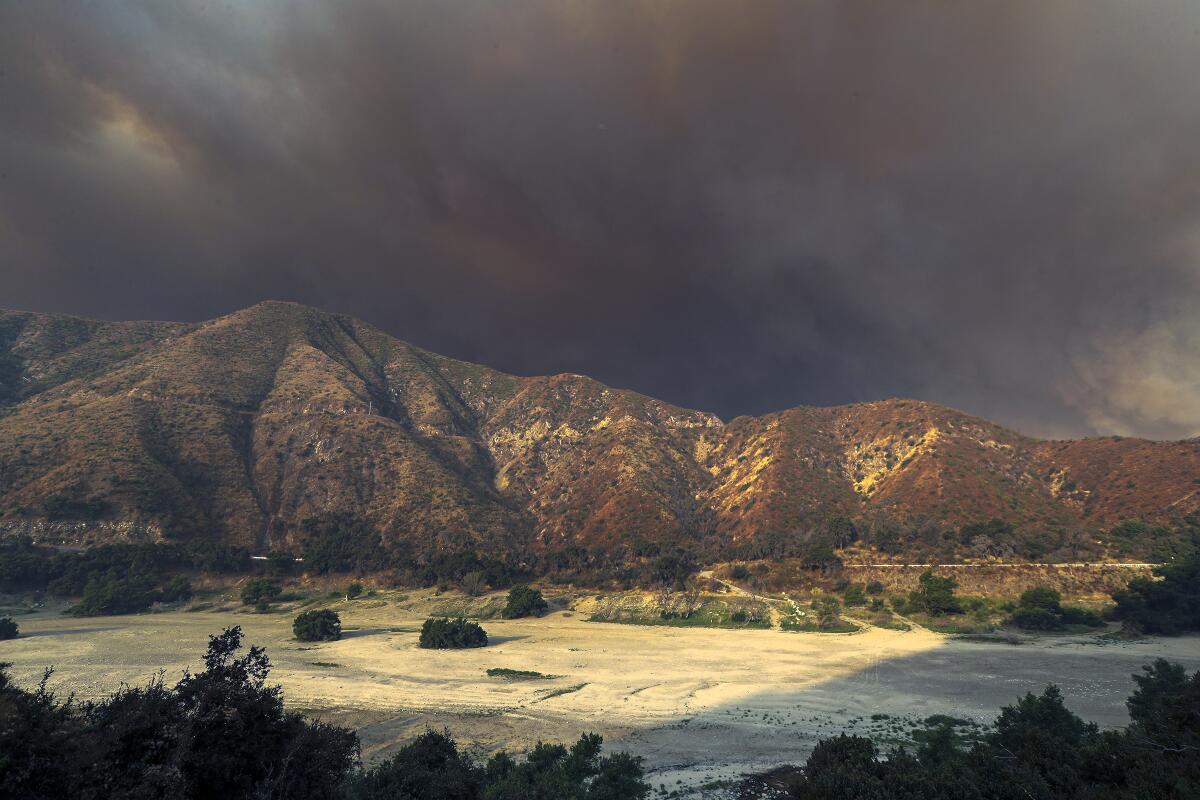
xmin=461 ymin=571 xmax=487 ymax=597
xmin=484 ymin=732 xmax=649 ymax=800
xmin=1019 ymin=585 xmax=1062 ymax=613
xmin=1112 ymin=552 xmax=1200 ymax=634
xmin=240 ymin=578 xmax=282 ymax=606
xmin=0 ymin=626 xmax=359 ymax=799
xmin=301 ymin=513 xmax=391 ymax=575
xmin=294 ymin=609 xmax=342 ymax=642
xmin=67 ymin=571 xmax=160 ymax=616
xmin=907 ymin=571 xmax=961 ymax=615
xmin=814 ymin=596 xmax=842 ymax=630
xmin=161 ymin=575 xmax=194 ymax=603
xmin=346 ymin=582 xmax=364 ymax=600
xmin=649 ymin=552 xmax=696 ymax=590
xmin=842 ymin=584 xmax=867 ymax=607
xmin=502 ymin=585 xmax=548 ymax=619
xmin=345 ymin=730 xmax=648 ymax=800
xmin=0 ymin=615 xmax=18 ymax=639
xmin=826 ymin=517 xmax=858 ymax=548
xmin=346 ymin=729 xmax=482 ymax=800
xmin=419 ymin=617 xmax=488 ymax=649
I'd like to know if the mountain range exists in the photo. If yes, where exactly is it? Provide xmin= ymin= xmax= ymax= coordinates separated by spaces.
xmin=1 ymin=302 xmax=1197 ymax=563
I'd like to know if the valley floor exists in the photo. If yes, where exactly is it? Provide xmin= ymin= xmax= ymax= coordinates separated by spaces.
xmin=3 ymin=593 xmax=1199 ymax=798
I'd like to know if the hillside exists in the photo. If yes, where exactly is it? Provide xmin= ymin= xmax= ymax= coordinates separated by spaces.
xmin=1 ymin=302 xmax=1197 ymax=565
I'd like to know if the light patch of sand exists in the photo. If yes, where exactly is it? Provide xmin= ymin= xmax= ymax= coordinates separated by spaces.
xmin=3 ymin=598 xmax=1198 ymax=796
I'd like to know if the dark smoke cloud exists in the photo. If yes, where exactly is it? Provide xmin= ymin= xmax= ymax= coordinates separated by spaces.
xmin=2 ymin=1 xmax=1199 ymax=439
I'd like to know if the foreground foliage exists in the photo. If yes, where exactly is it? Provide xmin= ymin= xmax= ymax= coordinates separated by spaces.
xmin=0 ymin=626 xmax=358 ymax=799
xmin=0 ymin=615 xmax=17 ymax=639
xmin=783 ymin=659 xmax=1200 ymax=800
xmin=0 ymin=627 xmax=647 ymax=799
xmin=346 ymin=729 xmax=648 ymax=800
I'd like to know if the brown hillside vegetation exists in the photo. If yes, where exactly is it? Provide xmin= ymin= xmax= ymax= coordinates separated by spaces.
xmin=1 ymin=302 xmax=1197 ymax=563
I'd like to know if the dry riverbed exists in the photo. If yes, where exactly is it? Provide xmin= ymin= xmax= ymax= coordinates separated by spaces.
xmin=3 ymin=591 xmax=1198 ymax=798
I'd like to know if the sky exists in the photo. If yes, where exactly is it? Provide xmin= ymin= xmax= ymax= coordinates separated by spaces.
xmin=2 ymin=1 xmax=1199 ymax=440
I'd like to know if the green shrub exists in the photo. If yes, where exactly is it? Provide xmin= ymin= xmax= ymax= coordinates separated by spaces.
xmin=842 ymin=584 xmax=867 ymax=607
xmin=419 ymin=617 xmax=488 ymax=649
xmin=728 ymin=564 xmax=751 ymax=582
xmin=0 ymin=615 xmax=17 ymax=639
xmin=814 ymin=595 xmax=843 ymax=630
xmin=294 ymin=609 xmax=342 ymax=642
xmin=865 ymin=580 xmax=885 ymax=595
xmin=1059 ymin=605 xmax=1105 ymax=627
xmin=241 ymin=578 xmax=282 ymax=606
xmin=1019 ymin=586 xmax=1062 ymax=613
xmin=907 ymin=571 xmax=961 ymax=615
xmin=345 ymin=582 xmax=363 ymax=600
xmin=160 ymin=575 xmax=193 ymax=603
xmin=502 ymin=585 xmax=548 ymax=619
xmin=67 ymin=573 xmax=159 ymax=616
xmin=1112 ymin=552 xmax=1200 ymax=635
xmin=1010 ymin=585 xmax=1105 ymax=631
xmin=1011 ymin=606 xmax=1061 ymax=631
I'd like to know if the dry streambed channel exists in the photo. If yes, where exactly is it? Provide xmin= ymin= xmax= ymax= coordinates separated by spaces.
xmin=3 ymin=594 xmax=1199 ymax=798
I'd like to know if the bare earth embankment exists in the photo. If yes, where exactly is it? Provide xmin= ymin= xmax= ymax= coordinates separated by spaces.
xmin=3 ymin=594 xmax=1199 ymax=796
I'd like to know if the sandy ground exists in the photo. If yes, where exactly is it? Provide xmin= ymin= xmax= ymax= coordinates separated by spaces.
xmin=3 ymin=597 xmax=1199 ymax=797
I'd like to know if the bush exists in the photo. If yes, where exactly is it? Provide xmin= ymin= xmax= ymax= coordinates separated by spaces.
xmin=1011 ymin=585 xmax=1105 ymax=631
xmin=345 ymin=582 xmax=364 ymax=601
xmin=1112 ymin=552 xmax=1200 ymax=635
xmin=907 ymin=571 xmax=961 ymax=615
xmin=502 ymin=585 xmax=548 ymax=619
xmin=1011 ymin=606 xmax=1061 ymax=631
xmin=1019 ymin=585 xmax=1062 ymax=613
xmin=865 ymin=580 xmax=884 ymax=595
xmin=1059 ymin=605 xmax=1105 ymax=627
xmin=842 ymin=584 xmax=867 ymax=607
xmin=345 ymin=729 xmax=648 ymax=800
xmin=728 ymin=564 xmax=751 ymax=582
xmin=0 ymin=615 xmax=17 ymax=639
xmin=419 ymin=617 xmax=488 ymax=649
xmin=160 ymin=575 xmax=193 ymax=603
xmin=241 ymin=578 xmax=282 ymax=606
xmin=294 ymin=609 xmax=342 ymax=642
xmin=814 ymin=596 xmax=843 ymax=630
xmin=68 ymin=572 xmax=159 ymax=616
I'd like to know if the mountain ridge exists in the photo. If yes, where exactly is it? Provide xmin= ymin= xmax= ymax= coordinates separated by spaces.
xmin=2 ymin=301 xmax=1197 ymax=563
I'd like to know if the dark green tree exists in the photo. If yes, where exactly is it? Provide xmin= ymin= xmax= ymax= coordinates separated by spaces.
xmin=502 ymin=585 xmax=549 ymax=619
xmin=240 ymin=578 xmax=282 ymax=606
xmin=293 ymin=609 xmax=342 ymax=642
xmin=419 ymin=617 xmax=488 ymax=649
xmin=1112 ymin=552 xmax=1200 ymax=634
xmin=907 ymin=571 xmax=961 ymax=615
